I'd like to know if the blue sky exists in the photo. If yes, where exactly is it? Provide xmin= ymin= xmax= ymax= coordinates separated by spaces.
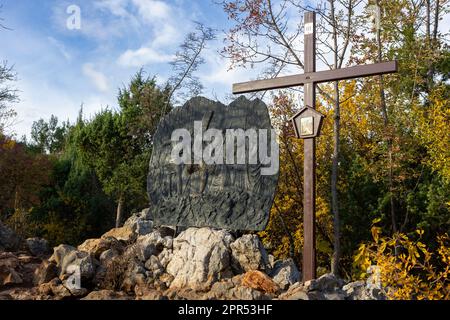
xmin=0 ymin=0 xmax=263 ymax=138
xmin=2 ymin=1 xmax=448 ymax=138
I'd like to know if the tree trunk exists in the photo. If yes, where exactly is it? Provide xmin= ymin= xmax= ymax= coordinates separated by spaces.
xmin=426 ymin=0 xmax=431 ymax=42
xmin=13 ymin=187 xmax=20 ymax=232
xmin=14 ymin=187 xmax=20 ymax=211
xmin=426 ymin=0 xmax=433 ymax=91
xmin=376 ymin=0 xmax=397 ymax=236
xmin=115 ymin=195 xmax=124 ymax=228
xmin=378 ymin=72 xmax=396 ymax=234
xmin=331 ymin=80 xmax=341 ymax=276
xmin=427 ymin=0 xmax=441 ymax=91
xmin=330 ymin=0 xmax=341 ymax=277
xmin=433 ymin=0 xmax=440 ymax=41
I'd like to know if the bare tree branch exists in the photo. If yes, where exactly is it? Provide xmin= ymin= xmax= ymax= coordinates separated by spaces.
xmin=166 ymin=22 xmax=216 ymax=110
xmin=0 ymin=61 xmax=19 ymax=131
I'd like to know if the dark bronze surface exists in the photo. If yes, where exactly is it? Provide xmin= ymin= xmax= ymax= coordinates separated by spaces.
xmin=147 ymin=96 xmax=279 ymax=231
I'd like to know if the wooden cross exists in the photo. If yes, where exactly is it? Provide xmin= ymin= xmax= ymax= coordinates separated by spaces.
xmin=232 ymin=11 xmax=398 ymax=281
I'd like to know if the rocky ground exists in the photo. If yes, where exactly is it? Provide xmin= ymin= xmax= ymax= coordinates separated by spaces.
xmin=0 ymin=209 xmax=385 ymax=300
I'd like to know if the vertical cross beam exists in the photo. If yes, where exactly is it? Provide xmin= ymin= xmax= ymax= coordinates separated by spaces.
xmin=302 ymin=11 xmax=316 ymax=282
xmin=232 ymin=10 xmax=397 ymax=282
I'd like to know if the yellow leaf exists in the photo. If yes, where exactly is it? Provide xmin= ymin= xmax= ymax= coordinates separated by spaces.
xmin=372 ymin=217 xmax=382 ymax=225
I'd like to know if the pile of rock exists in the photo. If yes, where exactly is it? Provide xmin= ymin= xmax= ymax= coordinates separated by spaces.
xmin=0 ymin=210 xmax=385 ymax=300
xmin=0 ymin=222 xmax=51 ymax=299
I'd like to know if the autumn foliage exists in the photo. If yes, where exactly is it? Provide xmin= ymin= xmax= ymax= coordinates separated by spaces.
xmin=354 ymin=220 xmax=449 ymax=300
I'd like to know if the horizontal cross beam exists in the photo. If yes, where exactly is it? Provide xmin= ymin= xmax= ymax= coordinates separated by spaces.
xmin=232 ymin=60 xmax=398 ymax=94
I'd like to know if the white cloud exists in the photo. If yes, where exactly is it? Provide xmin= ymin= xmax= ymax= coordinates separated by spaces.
xmin=82 ymin=63 xmax=110 ymax=92
xmin=11 ymin=78 xmax=117 ymax=139
xmin=94 ymin=0 xmax=183 ymax=66
xmin=4 ymin=0 xmax=230 ymax=140
xmin=201 ymin=62 xmax=242 ymax=86
xmin=95 ymin=0 xmax=130 ymax=18
xmin=199 ymin=45 xmax=260 ymax=86
xmin=153 ymin=23 xmax=179 ymax=48
xmin=132 ymin=0 xmax=171 ymax=21
xmin=11 ymin=79 xmax=81 ymax=139
xmin=47 ymin=36 xmax=72 ymax=61
xmin=117 ymin=47 xmax=174 ymax=67
xmin=51 ymin=1 xmax=139 ymax=41
xmin=132 ymin=0 xmax=183 ymax=47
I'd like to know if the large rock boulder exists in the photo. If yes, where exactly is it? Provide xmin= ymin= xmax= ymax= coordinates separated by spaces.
xmin=124 ymin=208 xmax=153 ymax=236
xmin=230 ymin=234 xmax=270 ymax=273
xmin=166 ymin=227 xmax=234 ymax=289
xmin=37 ymin=277 xmax=88 ymax=299
xmin=206 ymin=275 xmax=270 ymax=300
xmin=269 ymin=258 xmax=301 ymax=290
xmin=241 ymin=270 xmax=280 ymax=295
xmin=33 ymin=260 xmax=58 ymax=286
xmin=0 ymin=252 xmax=22 ymax=286
xmin=102 ymin=225 xmax=136 ymax=243
xmin=144 ymin=255 xmax=164 ymax=279
xmin=25 ymin=238 xmax=49 ymax=256
xmin=304 ymin=273 xmax=344 ymax=292
xmin=278 ymin=273 xmax=348 ymax=300
xmin=59 ymin=250 xmax=96 ymax=283
xmin=78 ymin=237 xmax=122 ymax=259
xmin=135 ymin=286 xmax=168 ymax=300
xmin=278 ymin=283 xmax=309 ymax=300
xmin=157 ymin=248 xmax=173 ymax=269
xmin=47 ymin=278 xmax=72 ymax=299
xmin=49 ymin=244 xmax=76 ymax=266
xmin=120 ymin=260 xmax=146 ymax=293
xmin=98 ymin=244 xmax=146 ymax=293
xmin=0 ymin=222 xmax=21 ymax=251
xmin=134 ymin=230 xmax=173 ymax=262
xmin=99 ymin=249 xmax=120 ymax=265
xmin=343 ymin=280 xmax=386 ymax=300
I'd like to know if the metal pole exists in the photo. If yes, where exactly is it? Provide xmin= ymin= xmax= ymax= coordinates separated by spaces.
xmin=302 ymin=11 xmax=316 ymax=282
